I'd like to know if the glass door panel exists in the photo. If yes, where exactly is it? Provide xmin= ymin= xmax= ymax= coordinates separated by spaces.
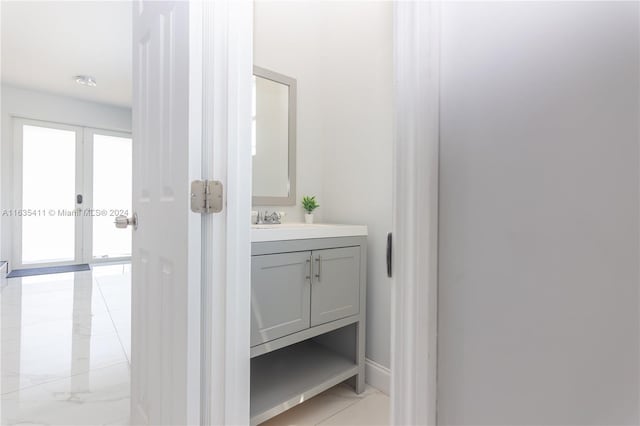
xmin=21 ymin=124 xmax=78 ymax=264
xmin=92 ymin=133 xmax=132 ymax=259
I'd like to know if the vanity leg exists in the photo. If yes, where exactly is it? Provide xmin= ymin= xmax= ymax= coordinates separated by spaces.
xmin=355 ymin=370 xmax=366 ymax=394
xmin=346 ymin=371 xmax=365 ymax=394
xmin=355 ymin=320 xmax=366 ymax=394
xmin=355 ymin=244 xmax=367 ymax=394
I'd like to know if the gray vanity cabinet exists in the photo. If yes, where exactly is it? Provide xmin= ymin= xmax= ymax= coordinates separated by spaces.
xmin=250 ymin=251 xmax=311 ymax=346
xmin=250 ymin=236 xmax=367 ymax=426
xmin=310 ymin=246 xmax=360 ymax=327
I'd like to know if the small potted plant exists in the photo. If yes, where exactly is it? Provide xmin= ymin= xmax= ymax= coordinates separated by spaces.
xmin=302 ymin=196 xmax=319 ymax=224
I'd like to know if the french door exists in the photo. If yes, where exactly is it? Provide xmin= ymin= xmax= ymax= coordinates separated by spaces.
xmin=84 ymin=128 xmax=133 ymax=263
xmin=14 ymin=118 xmax=132 ymax=268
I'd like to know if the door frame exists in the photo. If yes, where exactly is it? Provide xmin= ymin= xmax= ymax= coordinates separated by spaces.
xmin=220 ymin=2 xmax=442 ymax=424
xmin=198 ymin=0 xmax=253 ymax=424
xmin=12 ymin=116 xmax=85 ymax=268
xmin=391 ymin=2 xmax=440 ymax=425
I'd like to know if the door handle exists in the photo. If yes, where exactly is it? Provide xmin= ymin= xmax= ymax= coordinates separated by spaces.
xmin=306 ymin=257 xmax=312 ymax=281
xmin=387 ymin=232 xmax=392 ymax=278
xmin=315 ymin=256 xmax=321 ymax=281
xmin=115 ymin=213 xmax=138 ymax=230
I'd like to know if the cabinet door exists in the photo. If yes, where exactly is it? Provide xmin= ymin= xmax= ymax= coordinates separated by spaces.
xmin=251 ymin=251 xmax=311 ymax=346
xmin=310 ymin=246 xmax=361 ymax=327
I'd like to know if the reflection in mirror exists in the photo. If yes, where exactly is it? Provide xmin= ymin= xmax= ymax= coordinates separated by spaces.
xmin=253 ymin=76 xmax=288 ymax=197
xmin=252 ymin=66 xmax=296 ymax=206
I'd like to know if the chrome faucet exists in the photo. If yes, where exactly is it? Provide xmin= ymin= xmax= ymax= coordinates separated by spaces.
xmin=257 ymin=211 xmax=281 ymax=224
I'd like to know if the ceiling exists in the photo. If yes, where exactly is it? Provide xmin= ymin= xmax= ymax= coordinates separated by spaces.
xmin=1 ymin=1 xmax=132 ymax=108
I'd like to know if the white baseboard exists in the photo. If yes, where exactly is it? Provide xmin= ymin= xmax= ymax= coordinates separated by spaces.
xmin=365 ymin=358 xmax=390 ymax=395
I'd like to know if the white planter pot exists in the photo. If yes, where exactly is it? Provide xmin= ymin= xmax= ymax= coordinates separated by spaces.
xmin=304 ymin=213 xmax=314 ymax=224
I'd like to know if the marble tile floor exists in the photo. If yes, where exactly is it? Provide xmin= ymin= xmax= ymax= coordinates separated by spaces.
xmin=0 ymin=263 xmax=389 ymax=426
xmin=1 ymin=263 xmax=131 ymax=426
xmin=262 ymin=384 xmax=390 ymax=426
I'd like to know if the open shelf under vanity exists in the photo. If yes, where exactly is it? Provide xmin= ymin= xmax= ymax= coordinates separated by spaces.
xmin=251 ymin=338 xmax=359 ymax=424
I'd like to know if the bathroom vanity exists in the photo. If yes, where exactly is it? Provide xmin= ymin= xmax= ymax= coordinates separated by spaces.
xmin=250 ymin=224 xmax=367 ymax=425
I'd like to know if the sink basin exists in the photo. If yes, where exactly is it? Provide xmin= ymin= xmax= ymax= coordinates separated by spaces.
xmin=252 ymin=223 xmax=318 ymax=229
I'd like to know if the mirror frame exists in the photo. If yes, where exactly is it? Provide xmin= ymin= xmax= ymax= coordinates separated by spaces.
xmin=252 ymin=66 xmax=297 ymax=206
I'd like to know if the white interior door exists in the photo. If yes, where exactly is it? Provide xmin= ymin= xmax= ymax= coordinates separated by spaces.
xmin=131 ymin=1 xmax=202 ymax=424
xmin=394 ymin=3 xmax=640 ymax=425
xmin=437 ymin=3 xmax=639 ymax=425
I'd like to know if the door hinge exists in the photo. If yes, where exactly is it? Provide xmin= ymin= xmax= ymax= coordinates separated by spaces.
xmin=190 ymin=180 xmax=223 ymax=214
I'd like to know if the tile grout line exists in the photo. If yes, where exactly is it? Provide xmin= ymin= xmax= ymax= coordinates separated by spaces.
xmin=1 ymin=269 xmax=130 ymax=397
xmin=312 ymin=388 xmax=381 ymax=426
xmin=0 ymin=360 xmax=130 ymax=397
xmin=93 ymin=273 xmax=131 ymax=366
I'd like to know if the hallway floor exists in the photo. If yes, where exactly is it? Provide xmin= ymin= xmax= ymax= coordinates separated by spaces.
xmin=1 ymin=264 xmax=131 ymax=426
xmin=1 ymin=264 xmax=389 ymax=426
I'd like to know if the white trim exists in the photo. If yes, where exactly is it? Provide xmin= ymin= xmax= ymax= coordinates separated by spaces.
xmin=200 ymin=1 xmax=253 ymax=424
xmin=392 ymin=2 xmax=441 ymax=426
xmin=365 ymin=358 xmax=391 ymax=396
xmin=81 ymin=128 xmax=93 ymax=263
xmin=187 ymin=3 xmax=204 ymax=423
xmin=83 ymin=127 xmax=133 ymax=263
xmin=9 ymin=114 xmax=131 ymax=135
xmin=12 ymin=117 xmax=85 ymax=268
xmin=13 ymin=118 xmax=24 ymax=268
xmin=638 ymin=2 xmax=640 ymax=418
xmin=74 ymin=125 xmax=83 ymax=264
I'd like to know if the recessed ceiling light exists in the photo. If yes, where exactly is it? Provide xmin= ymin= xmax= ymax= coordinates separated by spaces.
xmin=74 ymin=75 xmax=97 ymax=87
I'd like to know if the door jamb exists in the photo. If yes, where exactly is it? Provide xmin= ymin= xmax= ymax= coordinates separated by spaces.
xmin=392 ymin=2 xmax=441 ymax=425
xmin=199 ymin=1 xmax=253 ymax=424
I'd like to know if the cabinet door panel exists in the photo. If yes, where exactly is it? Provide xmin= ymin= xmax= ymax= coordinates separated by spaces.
xmin=310 ymin=246 xmax=360 ymax=327
xmin=251 ymin=251 xmax=311 ymax=346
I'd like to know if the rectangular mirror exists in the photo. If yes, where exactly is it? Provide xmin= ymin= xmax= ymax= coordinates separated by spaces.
xmin=252 ymin=66 xmax=297 ymax=205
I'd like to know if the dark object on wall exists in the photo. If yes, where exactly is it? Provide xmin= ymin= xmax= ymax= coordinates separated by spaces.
xmin=387 ymin=232 xmax=392 ymax=278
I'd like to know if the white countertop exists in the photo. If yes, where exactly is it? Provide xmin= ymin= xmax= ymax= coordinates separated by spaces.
xmin=251 ymin=223 xmax=368 ymax=242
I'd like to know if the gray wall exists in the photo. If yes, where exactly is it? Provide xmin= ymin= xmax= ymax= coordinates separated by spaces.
xmin=438 ymin=2 xmax=640 ymax=424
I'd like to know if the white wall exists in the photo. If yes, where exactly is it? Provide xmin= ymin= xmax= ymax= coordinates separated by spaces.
xmin=316 ymin=2 xmax=393 ymax=371
xmin=254 ymin=1 xmax=327 ymax=222
xmin=438 ymin=3 xmax=639 ymax=424
xmin=254 ymin=2 xmax=393 ymax=370
xmin=1 ymin=85 xmax=132 ymax=265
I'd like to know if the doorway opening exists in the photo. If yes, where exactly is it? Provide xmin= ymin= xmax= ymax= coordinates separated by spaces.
xmin=15 ymin=118 xmax=132 ymax=268
xmin=1 ymin=1 xmax=134 ymax=425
